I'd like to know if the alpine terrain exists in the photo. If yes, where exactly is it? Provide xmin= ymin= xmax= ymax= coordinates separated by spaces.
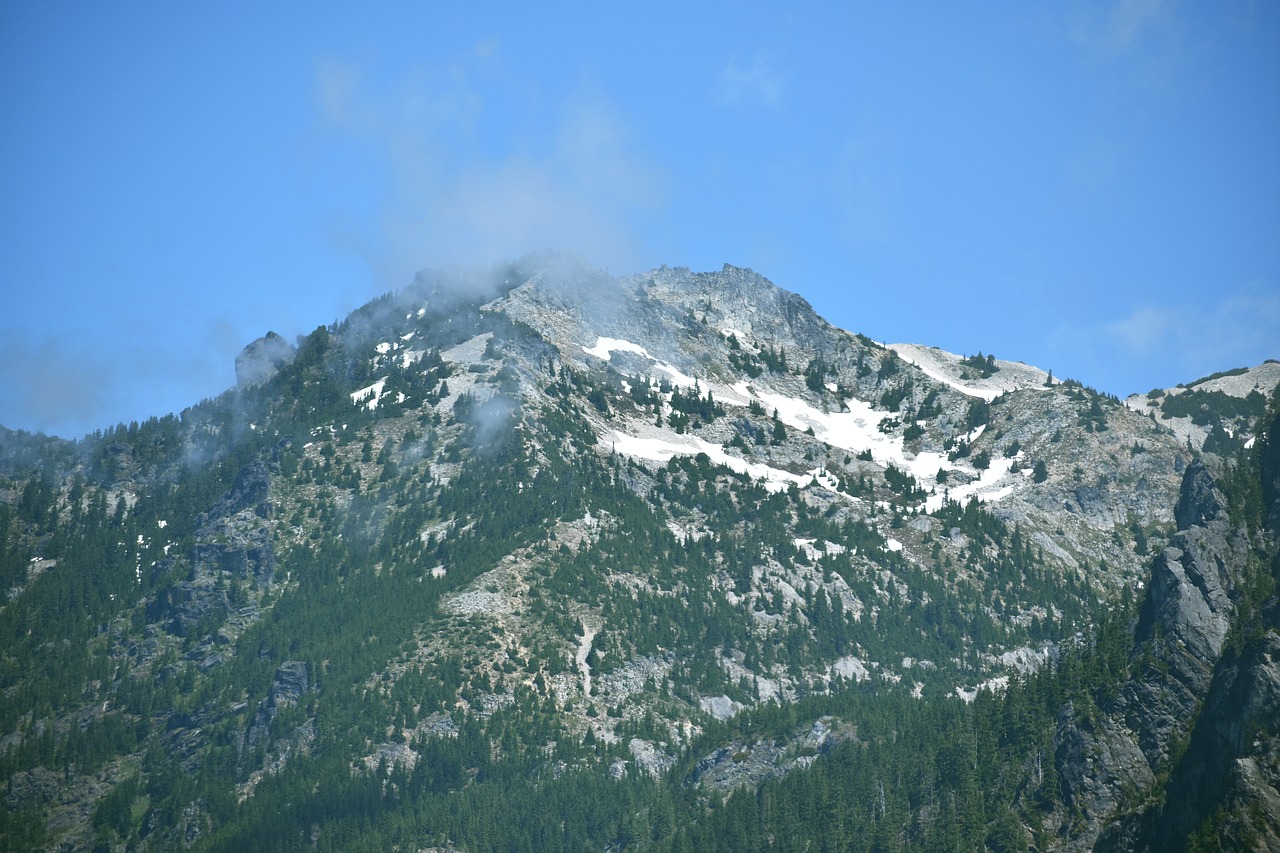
xmin=2 ymin=255 xmax=1277 ymax=851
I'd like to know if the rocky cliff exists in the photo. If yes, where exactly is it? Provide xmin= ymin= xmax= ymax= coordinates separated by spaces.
xmin=1053 ymin=411 xmax=1280 ymax=851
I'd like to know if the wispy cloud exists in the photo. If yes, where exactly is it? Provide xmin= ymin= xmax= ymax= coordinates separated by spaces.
xmin=1107 ymin=286 xmax=1279 ymax=366
xmin=1072 ymin=0 xmax=1174 ymax=52
xmin=1051 ymin=283 xmax=1280 ymax=393
xmin=313 ymin=50 xmax=663 ymax=285
xmin=1102 ymin=0 xmax=1171 ymax=49
xmin=0 ymin=335 xmax=111 ymax=436
xmin=716 ymin=52 xmax=786 ymax=109
xmin=0 ymin=318 xmax=240 ymax=438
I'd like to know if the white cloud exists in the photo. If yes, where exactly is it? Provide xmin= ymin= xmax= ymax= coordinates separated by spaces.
xmin=313 ymin=53 xmax=663 ymax=285
xmin=1071 ymin=0 xmax=1174 ymax=51
xmin=1103 ymin=304 xmax=1173 ymax=356
xmin=1102 ymin=0 xmax=1171 ymax=48
xmin=0 ymin=317 xmax=241 ymax=438
xmin=1107 ymin=286 xmax=1280 ymax=368
xmin=1053 ymin=283 xmax=1280 ymax=393
xmin=716 ymin=52 xmax=785 ymax=109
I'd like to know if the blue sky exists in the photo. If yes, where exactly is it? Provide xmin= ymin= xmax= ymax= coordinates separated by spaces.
xmin=2 ymin=1 xmax=1277 ymax=439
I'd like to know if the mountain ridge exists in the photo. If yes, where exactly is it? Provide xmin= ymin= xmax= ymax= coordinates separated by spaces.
xmin=0 ymin=256 xmax=1277 ymax=851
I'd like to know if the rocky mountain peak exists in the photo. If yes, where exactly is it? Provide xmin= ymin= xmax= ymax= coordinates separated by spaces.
xmin=235 ymin=331 xmax=297 ymax=386
xmin=2 ymin=258 xmax=1276 ymax=851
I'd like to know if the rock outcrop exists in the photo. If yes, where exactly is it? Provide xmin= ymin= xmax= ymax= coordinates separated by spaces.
xmin=247 ymin=661 xmax=309 ymax=748
xmin=1052 ymin=416 xmax=1280 ymax=851
xmin=1052 ymin=458 xmax=1251 ymax=849
xmin=151 ymin=456 xmax=276 ymax=636
xmin=235 ymin=331 xmax=297 ymax=386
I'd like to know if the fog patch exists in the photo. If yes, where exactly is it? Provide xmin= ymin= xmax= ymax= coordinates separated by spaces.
xmin=454 ymin=391 xmax=521 ymax=455
xmin=313 ymin=52 xmax=664 ymax=290
xmin=235 ymin=332 xmax=298 ymax=386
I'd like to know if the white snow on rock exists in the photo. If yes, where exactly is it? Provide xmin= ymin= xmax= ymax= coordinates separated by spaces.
xmin=351 ymin=377 xmax=388 ymax=411
xmin=888 ymin=343 xmax=1052 ymax=402
xmin=582 ymin=336 xmax=649 ymax=360
xmin=755 ymin=390 xmax=951 ymax=485
xmin=582 ymin=336 xmax=698 ymax=388
xmin=603 ymin=378 xmax=1024 ymax=510
xmin=924 ymin=456 xmax=1018 ymax=513
xmin=794 ymin=538 xmax=845 ymax=561
xmin=608 ymin=429 xmax=828 ymax=494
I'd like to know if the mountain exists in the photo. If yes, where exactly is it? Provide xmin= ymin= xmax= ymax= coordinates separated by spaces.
xmin=0 ymin=255 xmax=1276 ymax=851
xmin=1125 ymin=362 xmax=1280 ymax=458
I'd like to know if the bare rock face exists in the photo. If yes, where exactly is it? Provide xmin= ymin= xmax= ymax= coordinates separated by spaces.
xmin=247 ymin=661 xmax=309 ymax=748
xmin=1052 ymin=458 xmax=1249 ymax=850
xmin=1142 ymin=630 xmax=1280 ymax=851
xmin=1137 ymin=464 xmax=1236 ymax=677
xmin=150 ymin=457 xmax=276 ymax=637
xmin=688 ymin=716 xmax=855 ymax=794
xmin=1090 ymin=413 xmax=1280 ymax=852
xmin=1054 ymin=701 xmax=1155 ymax=824
xmin=1051 ymin=410 xmax=1280 ymax=851
xmin=235 ymin=331 xmax=296 ymax=386
xmin=193 ymin=457 xmax=276 ymax=587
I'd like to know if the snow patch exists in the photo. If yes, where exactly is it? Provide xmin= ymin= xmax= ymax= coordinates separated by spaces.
xmin=583 ymin=336 xmax=698 ymax=389
xmin=888 ymin=343 xmax=1051 ymax=401
xmin=351 ymin=377 xmax=389 ymax=411
xmin=609 ymin=430 xmax=822 ymax=494
xmin=756 ymin=390 xmax=952 ymax=487
xmin=583 ymin=336 xmax=649 ymax=361
xmin=924 ymin=456 xmax=1017 ymax=513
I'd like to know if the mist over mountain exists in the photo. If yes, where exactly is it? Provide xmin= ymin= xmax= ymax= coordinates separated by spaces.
xmin=1 ymin=257 xmax=1277 ymax=851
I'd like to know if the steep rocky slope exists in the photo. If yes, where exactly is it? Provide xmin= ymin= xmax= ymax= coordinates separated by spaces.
xmin=1041 ymin=405 xmax=1280 ymax=851
xmin=0 ymin=256 xmax=1271 ymax=851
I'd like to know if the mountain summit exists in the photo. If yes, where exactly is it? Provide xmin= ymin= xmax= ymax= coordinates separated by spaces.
xmin=1 ymin=257 xmax=1277 ymax=851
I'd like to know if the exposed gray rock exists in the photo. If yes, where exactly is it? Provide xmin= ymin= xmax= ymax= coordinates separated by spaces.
xmin=688 ymin=716 xmax=854 ymax=794
xmin=200 ymin=457 xmax=273 ymax=523
xmin=1050 ymin=453 xmax=1268 ymax=850
xmin=235 ymin=331 xmax=297 ymax=386
xmin=1055 ymin=701 xmax=1155 ymax=822
xmin=1116 ymin=629 xmax=1280 ymax=851
xmin=193 ymin=457 xmax=276 ymax=586
xmin=248 ymin=661 xmax=309 ymax=747
xmin=151 ymin=578 xmax=229 ymax=638
xmin=1175 ymin=460 xmax=1226 ymax=532
xmin=271 ymin=661 xmax=309 ymax=705
xmin=1132 ymin=460 xmax=1243 ymax=714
